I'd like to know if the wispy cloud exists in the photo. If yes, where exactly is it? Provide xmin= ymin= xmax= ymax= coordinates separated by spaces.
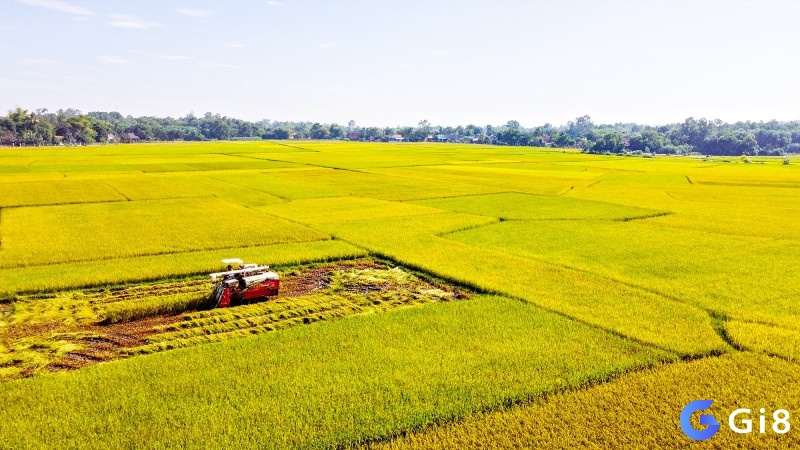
xmin=99 ymin=55 xmax=132 ymax=65
xmin=173 ymin=8 xmax=213 ymax=17
xmin=227 ymin=43 xmax=246 ymax=49
xmin=22 ymin=58 xmax=57 ymax=65
xmin=429 ymin=49 xmax=449 ymax=56
xmin=107 ymin=14 xmax=159 ymax=29
xmin=266 ymin=0 xmax=282 ymax=6
xmin=17 ymin=0 xmax=93 ymax=16
xmin=204 ymin=62 xmax=240 ymax=69
xmin=318 ymin=42 xmax=338 ymax=50
xmin=159 ymin=55 xmax=193 ymax=61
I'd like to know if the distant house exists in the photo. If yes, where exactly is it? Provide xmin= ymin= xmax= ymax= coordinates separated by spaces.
xmin=107 ymin=133 xmax=117 ymax=143
xmin=389 ymin=134 xmax=404 ymax=142
xmin=126 ymin=132 xmax=141 ymax=142
xmin=348 ymin=131 xmax=362 ymax=141
xmin=437 ymin=133 xmax=459 ymax=143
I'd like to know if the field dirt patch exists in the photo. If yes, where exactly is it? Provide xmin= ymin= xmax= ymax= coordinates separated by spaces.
xmin=1 ymin=259 xmax=468 ymax=381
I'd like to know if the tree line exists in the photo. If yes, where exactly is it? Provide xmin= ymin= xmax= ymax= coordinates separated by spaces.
xmin=2 ymin=107 xmax=799 ymax=156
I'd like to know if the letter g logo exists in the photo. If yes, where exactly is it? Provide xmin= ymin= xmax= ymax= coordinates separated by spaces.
xmin=681 ymin=400 xmax=720 ymax=441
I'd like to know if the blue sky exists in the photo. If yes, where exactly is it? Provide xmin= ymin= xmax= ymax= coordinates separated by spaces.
xmin=1 ymin=0 xmax=799 ymax=127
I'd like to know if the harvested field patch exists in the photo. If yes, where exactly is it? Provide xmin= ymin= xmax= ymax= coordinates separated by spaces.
xmin=0 ymin=259 xmax=465 ymax=380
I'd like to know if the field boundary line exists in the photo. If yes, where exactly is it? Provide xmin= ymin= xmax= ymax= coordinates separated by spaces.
xmin=218 ymin=152 xmax=302 ymax=165
xmin=352 ymin=353 xmax=737 ymax=449
xmin=436 ymin=218 xmax=771 ymax=311
xmin=363 ymin=166 xmax=601 ymax=196
xmin=13 ymin=254 xmax=368 ymax=298
xmin=583 ymin=178 xmax=605 ymax=189
xmin=612 ymin=211 xmax=673 ymax=222
xmin=717 ymin=317 xmax=800 ymax=367
xmin=0 ymin=198 xmax=129 ymax=209
xmin=431 ymin=233 xmax=739 ymax=354
xmin=430 ymin=213 xmax=675 ymax=235
xmin=399 ymin=191 xmax=516 ymax=203
xmin=219 ymin=152 xmax=386 ymax=178
xmin=273 ymin=142 xmax=321 ymax=152
xmin=0 ymin=237 xmax=333 ymax=271
xmin=232 ymin=152 xmax=373 ymax=174
xmin=709 ymin=311 xmax=745 ymax=352
xmin=359 ymin=167 xmax=518 ymax=193
xmin=698 ymin=180 xmax=800 ymax=189
xmin=515 ymin=258 xmax=739 ymax=352
xmin=405 ymin=190 xmax=670 ymax=216
xmin=329 ymin=235 xmax=705 ymax=358
xmin=0 ymin=195 xmax=221 ymax=210
xmin=198 ymin=173 xmax=291 ymax=201
xmin=633 ymin=215 xmax=783 ymax=242
xmin=432 ymin=219 xmax=502 ymax=236
xmin=101 ymin=180 xmax=132 ymax=201
xmin=542 ymin=163 xmax=647 ymax=174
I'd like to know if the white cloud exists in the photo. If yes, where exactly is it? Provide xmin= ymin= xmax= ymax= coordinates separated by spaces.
xmin=17 ymin=0 xmax=93 ymax=16
xmin=266 ymin=0 xmax=282 ymax=6
xmin=318 ymin=42 xmax=337 ymax=50
xmin=159 ymin=55 xmax=193 ymax=61
xmin=107 ymin=14 xmax=159 ymax=30
xmin=173 ymin=8 xmax=213 ymax=17
xmin=99 ymin=55 xmax=132 ymax=65
xmin=227 ymin=43 xmax=246 ymax=49
xmin=429 ymin=49 xmax=449 ymax=56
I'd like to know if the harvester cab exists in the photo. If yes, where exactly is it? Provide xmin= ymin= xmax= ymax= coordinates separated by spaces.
xmin=209 ymin=258 xmax=280 ymax=307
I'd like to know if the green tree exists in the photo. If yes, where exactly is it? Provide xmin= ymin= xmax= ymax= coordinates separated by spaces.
xmin=329 ymin=123 xmax=345 ymax=139
xmin=628 ymin=128 xmax=664 ymax=152
xmin=567 ymin=115 xmax=593 ymax=137
xmin=464 ymin=124 xmax=482 ymax=136
xmin=552 ymin=131 xmax=573 ymax=147
xmin=589 ymin=131 xmax=625 ymax=153
xmin=309 ymin=122 xmax=331 ymax=139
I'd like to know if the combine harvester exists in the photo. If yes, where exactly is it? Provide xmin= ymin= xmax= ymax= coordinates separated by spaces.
xmin=209 ymin=258 xmax=280 ymax=307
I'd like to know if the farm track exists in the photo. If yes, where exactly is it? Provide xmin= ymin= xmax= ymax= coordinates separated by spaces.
xmin=1 ymin=259 xmax=464 ymax=379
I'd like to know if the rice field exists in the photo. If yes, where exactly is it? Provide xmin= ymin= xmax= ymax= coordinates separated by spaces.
xmin=371 ymin=353 xmax=800 ymax=449
xmin=0 ymin=140 xmax=797 ymax=448
xmin=0 ymin=295 xmax=673 ymax=448
xmin=0 ymin=198 xmax=326 ymax=268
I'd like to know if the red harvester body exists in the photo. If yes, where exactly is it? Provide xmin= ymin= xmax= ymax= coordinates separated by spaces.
xmin=210 ymin=258 xmax=280 ymax=308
